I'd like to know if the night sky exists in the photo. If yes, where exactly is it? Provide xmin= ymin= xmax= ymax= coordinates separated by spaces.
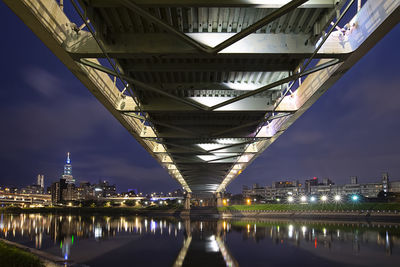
xmin=0 ymin=2 xmax=399 ymax=194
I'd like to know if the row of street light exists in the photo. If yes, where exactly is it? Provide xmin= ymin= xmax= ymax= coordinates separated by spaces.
xmin=280 ymin=194 xmax=360 ymax=204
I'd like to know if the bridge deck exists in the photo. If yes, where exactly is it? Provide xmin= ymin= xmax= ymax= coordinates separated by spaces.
xmin=4 ymin=0 xmax=399 ymax=196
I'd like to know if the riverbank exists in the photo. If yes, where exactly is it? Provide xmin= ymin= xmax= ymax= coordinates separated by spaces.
xmin=0 ymin=239 xmax=56 ymax=267
xmin=2 ymin=203 xmax=400 ymax=221
xmin=217 ymin=203 xmax=400 ymax=221
xmin=0 ymin=206 xmax=187 ymax=217
xmin=218 ymin=203 xmax=400 ymax=212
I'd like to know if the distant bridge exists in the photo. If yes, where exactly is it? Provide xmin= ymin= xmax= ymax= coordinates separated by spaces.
xmin=0 ymin=192 xmax=51 ymax=206
xmin=3 ymin=0 xmax=399 ymax=199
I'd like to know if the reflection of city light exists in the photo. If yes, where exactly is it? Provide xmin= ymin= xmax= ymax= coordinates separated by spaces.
xmin=302 ymin=226 xmax=307 ymax=236
xmin=94 ymin=226 xmax=102 ymax=238
xmin=206 ymin=235 xmax=219 ymax=252
xmin=288 ymin=225 xmax=293 ymax=238
xmin=151 ymin=220 xmax=156 ymax=232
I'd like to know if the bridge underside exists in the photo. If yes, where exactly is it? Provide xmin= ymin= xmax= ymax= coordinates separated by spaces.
xmin=5 ymin=0 xmax=399 ymax=196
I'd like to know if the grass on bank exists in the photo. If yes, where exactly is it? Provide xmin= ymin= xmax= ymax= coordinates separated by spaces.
xmin=218 ymin=203 xmax=400 ymax=212
xmin=0 ymin=241 xmax=44 ymax=267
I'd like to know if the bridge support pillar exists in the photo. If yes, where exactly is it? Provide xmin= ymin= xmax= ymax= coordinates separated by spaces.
xmin=216 ymin=192 xmax=223 ymax=207
xmin=184 ymin=193 xmax=191 ymax=210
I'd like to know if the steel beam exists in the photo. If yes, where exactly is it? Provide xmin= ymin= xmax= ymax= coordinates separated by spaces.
xmin=78 ymin=58 xmax=209 ymax=111
xmin=65 ymin=31 xmax=351 ymax=57
xmin=210 ymin=0 xmax=308 ymax=53
xmin=89 ymin=0 xmax=336 ymax=8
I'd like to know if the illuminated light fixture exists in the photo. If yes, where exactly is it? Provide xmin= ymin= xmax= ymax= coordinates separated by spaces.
xmin=238 ymin=154 xmax=253 ymax=163
xmin=216 ymin=139 xmax=243 ymax=145
xmin=197 ymin=155 xmax=219 ymax=161
xmin=351 ymin=195 xmax=359 ymax=202
xmin=197 ymin=143 xmax=224 ymax=151
xmin=246 ymin=199 xmax=251 ymax=205
xmin=225 ymin=82 xmax=263 ymax=91
xmin=310 ymin=196 xmax=316 ymax=202
xmin=300 ymin=196 xmax=307 ymax=202
xmin=276 ymin=198 xmax=281 ymax=202
xmin=287 ymin=196 xmax=294 ymax=203
xmin=321 ymin=195 xmax=328 ymax=202
xmin=233 ymin=164 xmax=242 ymax=170
xmin=334 ymin=195 xmax=341 ymax=201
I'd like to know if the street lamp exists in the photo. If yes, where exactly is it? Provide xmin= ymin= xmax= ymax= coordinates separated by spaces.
xmin=300 ymin=196 xmax=307 ymax=202
xmin=351 ymin=195 xmax=359 ymax=202
xmin=334 ymin=195 xmax=341 ymax=202
xmin=310 ymin=196 xmax=316 ymax=202
xmin=321 ymin=195 xmax=328 ymax=202
xmin=287 ymin=196 xmax=294 ymax=203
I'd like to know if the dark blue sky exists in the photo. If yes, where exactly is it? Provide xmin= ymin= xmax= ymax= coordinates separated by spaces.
xmin=0 ymin=2 xmax=399 ymax=193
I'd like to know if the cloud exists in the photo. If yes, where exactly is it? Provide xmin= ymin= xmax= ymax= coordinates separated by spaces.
xmin=22 ymin=67 xmax=63 ymax=97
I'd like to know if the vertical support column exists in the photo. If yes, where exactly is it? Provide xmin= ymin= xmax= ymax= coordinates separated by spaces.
xmin=184 ymin=193 xmax=191 ymax=210
xmin=216 ymin=192 xmax=223 ymax=207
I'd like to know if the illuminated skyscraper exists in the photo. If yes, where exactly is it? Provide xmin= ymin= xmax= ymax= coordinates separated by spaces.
xmin=62 ymin=152 xmax=75 ymax=184
xmin=37 ymin=174 xmax=44 ymax=188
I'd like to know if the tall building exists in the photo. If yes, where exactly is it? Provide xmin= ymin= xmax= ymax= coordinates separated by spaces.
xmin=350 ymin=176 xmax=358 ymax=185
xmin=62 ymin=152 xmax=75 ymax=184
xmin=51 ymin=181 xmax=60 ymax=204
xmin=382 ymin=172 xmax=389 ymax=193
xmin=37 ymin=174 xmax=44 ymax=188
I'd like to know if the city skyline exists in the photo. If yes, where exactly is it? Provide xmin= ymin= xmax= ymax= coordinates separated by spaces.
xmin=0 ymin=148 xmax=396 ymax=195
xmin=0 ymin=3 xmax=399 ymax=194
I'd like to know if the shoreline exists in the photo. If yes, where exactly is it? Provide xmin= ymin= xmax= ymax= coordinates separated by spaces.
xmin=0 ymin=238 xmax=73 ymax=267
xmin=219 ymin=210 xmax=400 ymax=222
xmin=2 ymin=207 xmax=400 ymax=221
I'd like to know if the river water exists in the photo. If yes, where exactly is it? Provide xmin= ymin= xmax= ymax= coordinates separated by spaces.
xmin=0 ymin=213 xmax=399 ymax=266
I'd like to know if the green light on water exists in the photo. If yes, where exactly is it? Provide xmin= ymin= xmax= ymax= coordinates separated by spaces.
xmin=72 ymin=235 xmax=74 ymax=244
xmin=60 ymin=241 xmax=62 ymax=249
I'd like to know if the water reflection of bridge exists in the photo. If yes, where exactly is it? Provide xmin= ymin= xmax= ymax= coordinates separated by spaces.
xmin=1 ymin=213 xmax=400 ymax=265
